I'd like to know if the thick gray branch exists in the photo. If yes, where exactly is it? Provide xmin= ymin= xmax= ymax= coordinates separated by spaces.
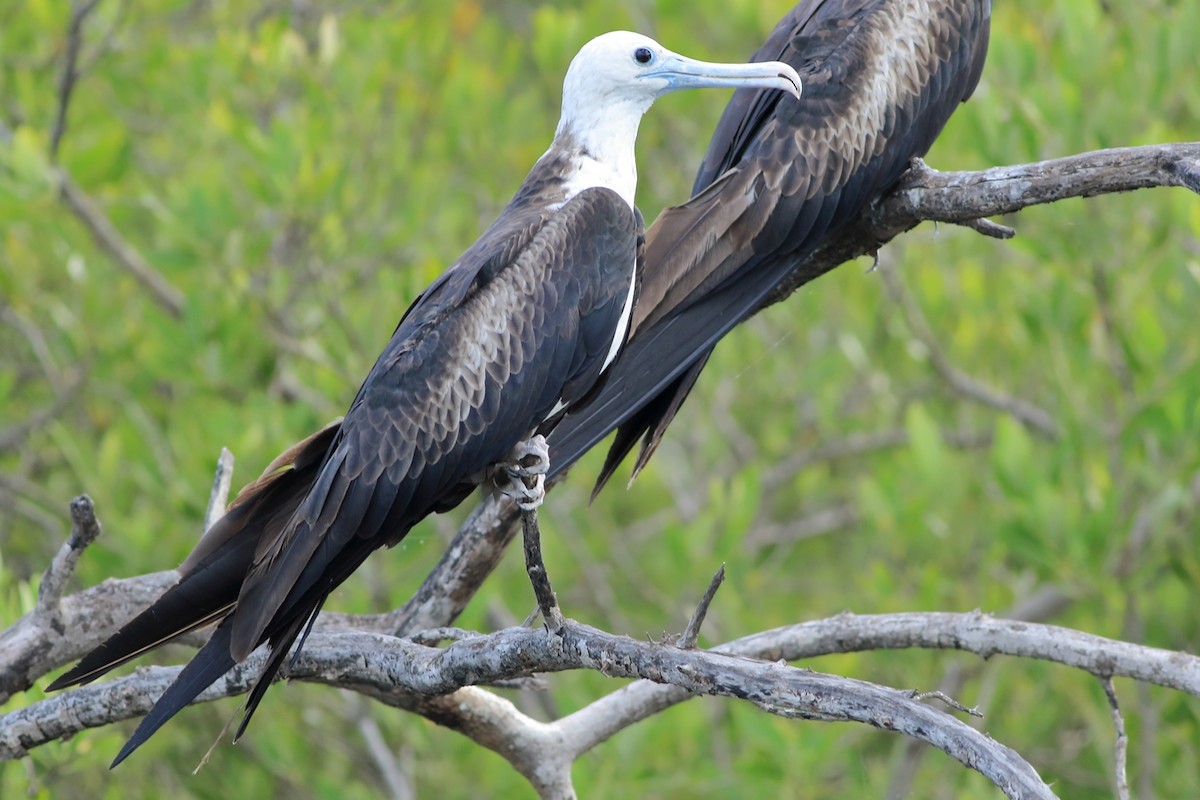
xmin=884 ymin=144 xmax=1200 ymax=224
xmin=1 ymin=622 xmax=1056 ymax=799
xmin=765 ymin=142 xmax=1200 ymax=307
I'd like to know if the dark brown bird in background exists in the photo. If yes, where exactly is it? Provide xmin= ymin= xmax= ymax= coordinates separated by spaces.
xmin=548 ymin=0 xmax=993 ymax=491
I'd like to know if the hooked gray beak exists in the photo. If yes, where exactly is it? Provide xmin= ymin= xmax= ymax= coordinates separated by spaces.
xmin=648 ymin=53 xmax=802 ymax=100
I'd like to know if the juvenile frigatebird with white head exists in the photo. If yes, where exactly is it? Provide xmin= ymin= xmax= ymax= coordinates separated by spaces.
xmin=47 ymin=31 xmax=800 ymax=766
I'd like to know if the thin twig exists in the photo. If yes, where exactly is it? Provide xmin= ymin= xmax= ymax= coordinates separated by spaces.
xmin=56 ymin=172 xmax=186 ymax=318
xmin=1102 ymin=677 xmax=1131 ymax=800
xmin=203 ymin=448 xmax=235 ymax=533
xmin=34 ymin=495 xmax=102 ymax=615
xmin=909 ymin=689 xmax=981 ymax=718
xmin=761 ymin=427 xmax=993 ymax=491
xmin=677 ymin=564 xmax=725 ymax=649
xmin=955 ymin=216 xmax=1016 ymax=239
xmin=0 ymin=372 xmax=85 ymax=454
xmin=49 ymin=0 xmax=101 ymax=161
xmin=346 ymin=693 xmax=414 ymax=800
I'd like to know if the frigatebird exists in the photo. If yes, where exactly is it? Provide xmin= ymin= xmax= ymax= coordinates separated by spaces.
xmin=547 ymin=0 xmax=992 ymax=490
xmin=47 ymin=32 xmax=801 ymax=765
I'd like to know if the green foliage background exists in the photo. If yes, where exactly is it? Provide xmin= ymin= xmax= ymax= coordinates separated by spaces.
xmin=2 ymin=0 xmax=1198 ymax=796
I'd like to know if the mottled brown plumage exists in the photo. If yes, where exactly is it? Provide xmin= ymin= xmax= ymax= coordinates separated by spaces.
xmin=548 ymin=0 xmax=992 ymax=491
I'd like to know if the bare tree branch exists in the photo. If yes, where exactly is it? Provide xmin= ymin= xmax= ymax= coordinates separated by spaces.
xmin=889 ymin=147 xmax=1200 ymax=223
xmin=7 ymin=471 xmax=1200 ymax=797
xmin=1 ymin=623 xmax=1058 ymax=799
xmin=521 ymin=504 xmax=566 ymax=633
xmin=49 ymin=0 xmax=101 ymax=161
xmin=34 ymin=495 xmax=102 ymax=615
xmin=677 ymin=564 xmax=724 ymax=649
xmin=764 ymin=142 xmax=1200 ymax=308
xmin=732 ymin=612 xmax=1200 ymax=697
xmin=1102 ymin=677 xmax=1131 ymax=800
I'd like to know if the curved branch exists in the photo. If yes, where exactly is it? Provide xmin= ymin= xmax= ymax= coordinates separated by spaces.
xmin=885 ymin=144 xmax=1200 ymax=225
xmin=0 ymin=622 xmax=1056 ymax=799
xmin=733 ymin=611 xmax=1200 ymax=697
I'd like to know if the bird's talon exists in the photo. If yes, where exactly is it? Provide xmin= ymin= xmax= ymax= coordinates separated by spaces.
xmin=511 ymin=472 xmax=545 ymax=510
xmin=497 ymin=435 xmax=549 ymax=509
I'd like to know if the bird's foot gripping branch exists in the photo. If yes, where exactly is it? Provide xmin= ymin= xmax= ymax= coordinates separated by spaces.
xmin=495 ymin=435 xmax=551 ymax=511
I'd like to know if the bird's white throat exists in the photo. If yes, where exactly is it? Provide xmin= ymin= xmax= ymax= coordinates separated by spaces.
xmin=552 ymin=94 xmax=648 ymax=209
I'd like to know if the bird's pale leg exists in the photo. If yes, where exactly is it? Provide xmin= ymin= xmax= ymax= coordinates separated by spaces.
xmin=496 ymin=435 xmax=566 ymax=631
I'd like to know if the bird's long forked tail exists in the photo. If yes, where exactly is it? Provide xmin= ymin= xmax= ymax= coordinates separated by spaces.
xmin=44 ymin=539 xmax=250 ymax=692
xmin=43 ymin=421 xmax=344 ymax=766
xmin=109 ymin=623 xmax=238 ymax=768
xmin=590 ymin=352 xmax=711 ymax=498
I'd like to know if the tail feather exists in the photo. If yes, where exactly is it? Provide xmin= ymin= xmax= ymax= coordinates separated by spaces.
xmin=45 ymin=532 xmax=253 ymax=691
xmin=48 ymin=423 xmax=340 ymax=693
xmin=46 ymin=600 xmax=233 ymax=692
xmin=110 ymin=623 xmax=237 ymax=768
xmin=589 ymin=351 xmax=711 ymax=498
xmin=233 ymin=612 xmax=311 ymax=741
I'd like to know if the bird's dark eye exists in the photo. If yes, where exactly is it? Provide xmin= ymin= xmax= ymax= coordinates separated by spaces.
xmin=634 ymin=47 xmax=653 ymax=65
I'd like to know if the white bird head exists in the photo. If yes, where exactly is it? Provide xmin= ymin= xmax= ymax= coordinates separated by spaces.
xmin=561 ymin=31 xmax=801 ymax=116
xmin=552 ymin=31 xmax=801 ymax=207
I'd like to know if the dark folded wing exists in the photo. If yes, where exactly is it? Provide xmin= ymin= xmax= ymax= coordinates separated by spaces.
xmin=229 ymin=186 xmax=637 ymax=661
xmin=84 ymin=187 xmax=639 ymax=763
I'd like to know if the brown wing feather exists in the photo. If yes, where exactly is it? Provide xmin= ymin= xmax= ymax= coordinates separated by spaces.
xmin=548 ymin=0 xmax=992 ymax=489
xmin=229 ymin=187 xmax=637 ymax=660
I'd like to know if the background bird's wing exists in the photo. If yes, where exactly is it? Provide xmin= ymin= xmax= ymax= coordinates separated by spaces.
xmin=549 ymin=0 xmax=992 ymax=491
